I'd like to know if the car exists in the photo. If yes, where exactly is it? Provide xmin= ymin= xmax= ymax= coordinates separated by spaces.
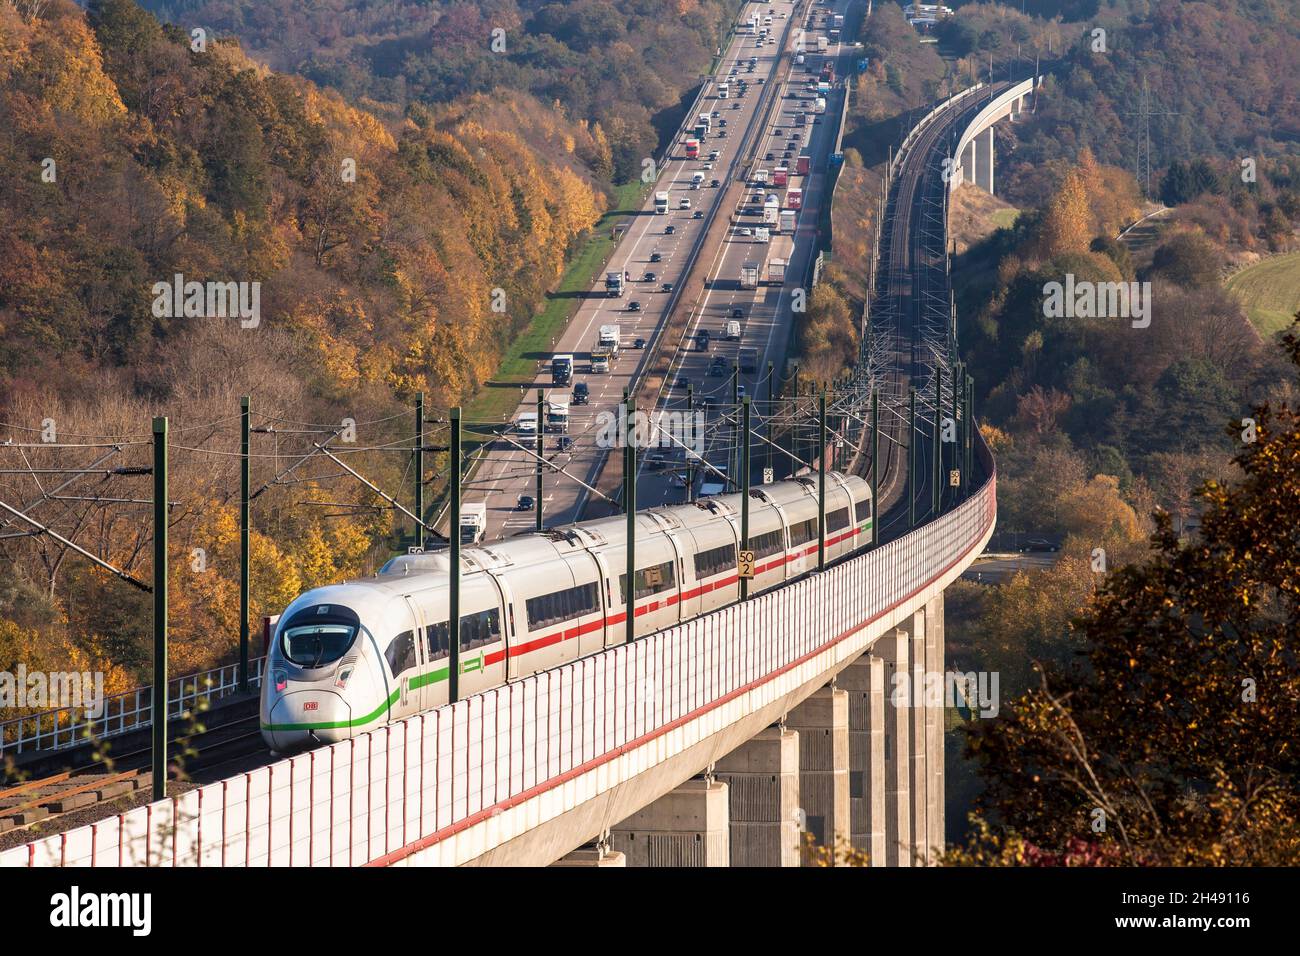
xmin=516 ymin=494 xmax=535 ymax=512
xmin=719 ymin=119 xmax=728 ymax=128
xmin=702 ymin=162 xmax=713 ymax=170
xmin=739 ymin=227 xmax=753 ymax=237
xmin=732 ymin=102 xmax=741 ymax=110
xmin=774 ymin=128 xmax=783 ymax=135
xmin=661 ymin=282 xmax=674 ymax=292
xmin=665 ymin=225 xmax=676 ymax=234
xmin=628 ymin=301 xmax=642 ymax=312
xmin=693 ymin=210 xmax=703 ymax=219
xmin=643 ymin=271 xmax=657 ymax=282
xmin=674 ymin=374 xmax=689 ymax=389
xmin=1023 ymin=537 xmax=1060 ymax=553
xmin=573 ymin=382 xmax=590 ymax=405
xmin=556 ymin=435 xmax=574 ymax=452
xmin=765 ymin=152 xmax=774 ymax=161
xmin=649 ymin=251 xmax=663 ymax=262
xmin=731 ymin=307 xmax=745 ymax=318
xmin=783 ymin=151 xmax=793 ymax=159
xmin=634 ymin=337 xmax=646 ymax=349
xmin=710 ymin=356 xmax=727 ymax=376
xmin=696 ymin=330 xmax=711 ymax=350
xmin=709 ymin=150 xmax=720 ymax=160
xmin=712 ymin=110 xmax=720 ymax=117
xmin=710 ymin=179 xmax=720 ymax=187
xmin=756 ymin=78 xmax=764 ymax=84
xmin=679 ymin=197 xmax=691 ymax=209
xmin=718 ymin=130 xmax=727 ymax=138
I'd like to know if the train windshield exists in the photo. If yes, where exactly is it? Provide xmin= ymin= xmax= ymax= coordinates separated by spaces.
xmin=280 ymin=604 xmax=361 ymax=668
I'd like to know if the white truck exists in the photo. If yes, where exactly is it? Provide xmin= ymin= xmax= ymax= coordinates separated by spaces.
xmin=740 ymin=261 xmax=760 ymax=289
xmin=780 ymin=208 xmax=796 ymax=234
xmin=817 ymin=36 xmax=828 ymax=52
xmin=724 ymin=319 xmax=742 ymax=340
xmin=517 ymin=411 xmax=538 ymax=435
xmin=815 ymin=96 xmax=827 ymax=114
xmin=763 ymin=194 xmax=780 ymax=225
xmin=605 ymin=271 xmax=625 ymax=296
xmin=460 ymin=503 xmax=487 ymax=545
xmin=598 ymin=324 xmax=621 ymax=355
xmin=546 ymin=398 xmax=570 ymax=433
xmin=767 ymin=235 xmax=794 ymax=284
xmin=655 ymin=191 xmax=670 ymax=214
xmin=755 ymin=226 xmax=771 ymax=242
xmin=753 ymin=168 xmax=770 ymax=185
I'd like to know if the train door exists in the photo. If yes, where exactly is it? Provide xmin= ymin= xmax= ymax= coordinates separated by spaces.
xmin=403 ymin=594 xmax=435 ymax=713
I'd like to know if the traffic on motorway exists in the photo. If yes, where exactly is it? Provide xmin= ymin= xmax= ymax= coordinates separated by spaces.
xmin=462 ymin=0 xmax=849 ymax=545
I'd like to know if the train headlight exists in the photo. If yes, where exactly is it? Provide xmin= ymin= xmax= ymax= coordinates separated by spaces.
xmin=275 ymin=669 xmax=287 ymax=692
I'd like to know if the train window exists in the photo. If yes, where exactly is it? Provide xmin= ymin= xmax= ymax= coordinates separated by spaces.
xmin=426 ymin=622 xmax=450 ymax=661
xmin=694 ymin=543 xmax=737 ymax=579
xmin=788 ymin=517 xmax=817 ymax=547
xmin=385 ymin=630 xmax=418 ymax=676
xmin=425 ymin=608 xmax=502 ymax=658
xmin=827 ymin=507 xmax=850 ymax=533
xmin=619 ymin=560 xmax=677 ymax=603
xmin=525 ymin=581 xmax=600 ymax=630
xmin=751 ymin=528 xmax=784 ymax=559
xmin=855 ymin=499 xmax=872 ymax=524
xmin=461 ymin=608 xmax=501 ymax=651
xmin=279 ymin=604 xmax=360 ymax=668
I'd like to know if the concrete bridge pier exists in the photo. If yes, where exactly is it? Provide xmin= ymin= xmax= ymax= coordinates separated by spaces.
xmin=840 ymin=654 xmax=887 ymax=864
xmin=975 ymin=127 xmax=994 ymax=194
xmin=786 ymin=686 xmax=850 ymax=862
xmin=879 ymin=626 xmax=912 ymax=865
xmin=714 ymin=726 xmax=801 ymax=866
xmin=611 ymin=777 xmax=730 ymax=866
xmin=552 ymin=832 xmax=627 ymax=868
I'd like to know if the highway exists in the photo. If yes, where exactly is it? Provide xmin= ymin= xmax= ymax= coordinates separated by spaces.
xmin=458 ymin=0 xmax=851 ymax=542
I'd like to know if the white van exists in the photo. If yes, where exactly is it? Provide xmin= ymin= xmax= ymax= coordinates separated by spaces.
xmin=724 ymin=320 xmax=742 ymax=341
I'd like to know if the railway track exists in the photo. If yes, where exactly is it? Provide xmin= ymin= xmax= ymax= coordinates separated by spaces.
xmin=0 ymin=707 xmax=268 ymax=849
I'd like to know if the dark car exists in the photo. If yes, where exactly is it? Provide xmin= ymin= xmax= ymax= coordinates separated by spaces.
xmin=783 ymin=151 xmax=793 ymax=159
xmin=634 ymin=337 xmax=646 ymax=349
xmin=731 ymin=307 xmax=744 ymax=318
xmin=649 ymin=251 xmax=663 ymax=262
xmin=573 ymin=382 xmax=589 ymax=405
xmin=627 ymin=301 xmax=641 ymax=312
xmin=643 ymin=271 xmax=657 ymax=282
xmin=710 ymin=179 xmax=720 ymax=187
xmin=732 ymin=102 xmax=741 ymax=110
xmin=1023 ymin=537 xmax=1060 ymax=553
xmin=556 ymin=435 xmax=574 ymax=452
xmin=665 ymin=225 xmax=676 ymax=234
xmin=719 ymin=119 xmax=728 ymax=128
xmin=693 ymin=210 xmax=703 ymax=219
xmin=674 ymin=374 xmax=689 ymax=389
xmin=696 ymin=329 xmax=711 ymax=351
xmin=774 ymin=128 xmax=783 ymax=135
xmin=516 ymin=494 xmax=535 ymax=512
xmin=765 ymin=152 xmax=774 ymax=161
xmin=718 ymin=130 xmax=727 ymax=138
xmin=661 ymin=282 xmax=674 ymax=292
xmin=710 ymin=356 xmax=727 ymax=376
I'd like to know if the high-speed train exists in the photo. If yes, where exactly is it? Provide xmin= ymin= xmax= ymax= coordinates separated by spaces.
xmin=260 ymin=472 xmax=872 ymax=751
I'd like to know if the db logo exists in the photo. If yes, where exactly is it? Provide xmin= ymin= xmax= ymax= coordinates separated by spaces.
xmin=303 ymin=700 xmax=319 ymax=712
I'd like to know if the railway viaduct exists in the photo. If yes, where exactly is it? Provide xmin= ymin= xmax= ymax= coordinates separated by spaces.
xmin=1 ymin=78 xmax=1037 ymax=870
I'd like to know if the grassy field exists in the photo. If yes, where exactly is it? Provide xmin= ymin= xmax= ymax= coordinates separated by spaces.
xmin=1226 ymin=252 xmax=1300 ymax=338
xmin=990 ymin=208 xmax=1020 ymax=230
xmin=463 ymin=180 xmax=648 ymax=430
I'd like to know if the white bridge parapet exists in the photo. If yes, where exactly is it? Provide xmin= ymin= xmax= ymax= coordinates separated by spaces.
xmin=950 ymin=77 xmax=1038 ymax=196
xmin=3 ymin=448 xmax=996 ymax=869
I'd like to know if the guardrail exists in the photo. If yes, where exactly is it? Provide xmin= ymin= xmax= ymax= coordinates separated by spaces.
xmin=0 ymin=657 xmax=265 ymax=757
xmin=3 ymin=437 xmax=994 ymax=867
